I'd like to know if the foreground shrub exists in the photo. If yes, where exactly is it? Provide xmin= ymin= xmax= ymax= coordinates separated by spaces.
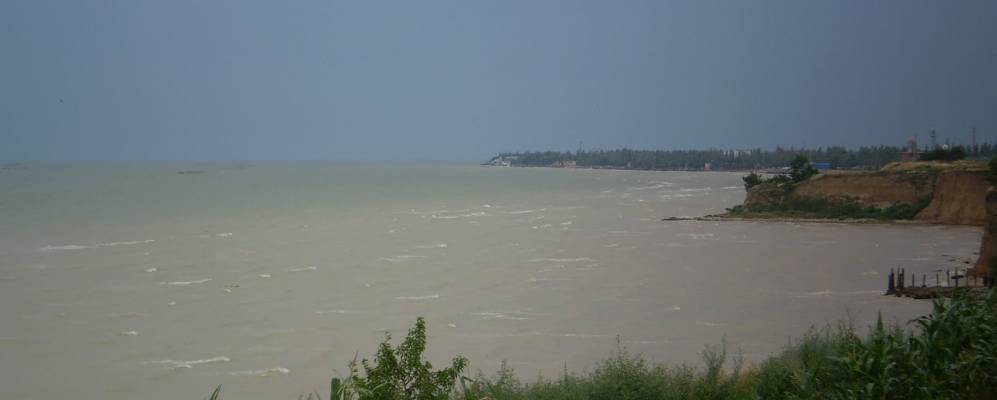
xmin=206 ymin=290 xmax=996 ymax=399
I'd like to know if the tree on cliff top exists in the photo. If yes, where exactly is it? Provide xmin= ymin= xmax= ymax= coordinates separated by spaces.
xmin=743 ymin=172 xmax=763 ymax=190
xmin=789 ymin=155 xmax=818 ymax=183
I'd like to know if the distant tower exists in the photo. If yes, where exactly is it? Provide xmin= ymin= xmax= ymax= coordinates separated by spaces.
xmin=930 ymin=130 xmax=938 ymax=149
xmin=973 ymin=127 xmax=977 ymax=150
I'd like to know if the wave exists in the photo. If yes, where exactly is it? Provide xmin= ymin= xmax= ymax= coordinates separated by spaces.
xmin=506 ymin=209 xmax=538 ymax=215
xmin=395 ymin=294 xmax=440 ymax=300
xmin=431 ymin=212 xmax=489 ymax=220
xmin=258 ymin=274 xmax=272 ymax=279
xmin=695 ymin=321 xmax=725 ymax=327
xmin=37 ymin=239 xmax=155 ymax=252
xmin=470 ymin=311 xmax=544 ymax=321
xmin=143 ymin=356 xmax=230 ymax=370
xmin=313 ymin=309 xmax=362 ymax=315
xmin=161 ymin=278 xmax=212 ymax=286
xmin=790 ymin=290 xmax=833 ymax=298
xmin=287 ymin=266 xmax=318 ymax=272
xmin=37 ymin=244 xmax=90 ymax=251
xmin=227 ymin=367 xmax=290 ymax=377
xmin=99 ymin=240 xmax=156 ymax=247
xmin=552 ymin=333 xmax=609 ymax=338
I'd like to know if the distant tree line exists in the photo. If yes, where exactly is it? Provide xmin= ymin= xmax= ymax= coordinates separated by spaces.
xmin=491 ymin=143 xmax=997 ymax=170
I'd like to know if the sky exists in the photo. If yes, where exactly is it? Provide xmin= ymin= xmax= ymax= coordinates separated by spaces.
xmin=2 ymin=1 xmax=996 ymax=161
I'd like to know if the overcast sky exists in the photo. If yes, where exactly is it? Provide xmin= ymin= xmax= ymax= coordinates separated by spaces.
xmin=2 ymin=1 xmax=996 ymax=161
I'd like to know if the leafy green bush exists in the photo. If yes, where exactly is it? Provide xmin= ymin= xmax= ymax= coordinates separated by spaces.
xmin=340 ymin=317 xmax=468 ymax=400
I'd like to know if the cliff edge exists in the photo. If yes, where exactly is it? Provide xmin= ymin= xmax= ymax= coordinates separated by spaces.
xmin=740 ymin=162 xmax=989 ymax=226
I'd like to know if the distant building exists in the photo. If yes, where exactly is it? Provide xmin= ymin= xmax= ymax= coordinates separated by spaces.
xmin=901 ymin=137 xmax=919 ymax=161
xmin=813 ymin=162 xmax=832 ymax=170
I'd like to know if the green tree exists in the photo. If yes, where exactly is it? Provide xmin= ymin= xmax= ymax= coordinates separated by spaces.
xmin=742 ymin=172 xmax=763 ymax=190
xmin=789 ymin=155 xmax=818 ymax=183
xmin=342 ymin=317 xmax=467 ymax=400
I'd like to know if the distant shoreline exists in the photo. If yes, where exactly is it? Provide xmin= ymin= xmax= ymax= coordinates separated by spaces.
xmin=661 ymin=215 xmax=949 ymax=225
xmin=485 ymin=164 xmax=769 ymax=174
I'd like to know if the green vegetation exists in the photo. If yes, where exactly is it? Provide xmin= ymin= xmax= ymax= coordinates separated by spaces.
xmin=737 ymin=155 xmax=817 ymax=198
xmin=788 ymin=155 xmax=818 ymax=183
xmin=206 ymin=290 xmax=997 ymax=399
xmin=919 ymin=146 xmax=968 ymax=162
xmin=741 ymin=172 xmax=762 ymax=190
xmin=338 ymin=317 xmax=468 ymax=400
xmin=727 ymin=196 xmax=932 ymax=221
xmin=490 ymin=143 xmax=997 ymax=171
xmin=988 ymin=156 xmax=997 ymax=186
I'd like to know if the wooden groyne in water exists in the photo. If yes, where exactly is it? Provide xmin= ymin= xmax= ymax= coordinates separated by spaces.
xmin=886 ymin=267 xmax=993 ymax=299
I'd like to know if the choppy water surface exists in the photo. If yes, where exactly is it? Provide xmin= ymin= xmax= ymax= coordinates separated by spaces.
xmin=0 ymin=163 xmax=981 ymax=399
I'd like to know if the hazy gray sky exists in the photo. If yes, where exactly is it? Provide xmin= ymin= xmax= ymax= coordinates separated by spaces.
xmin=2 ymin=1 xmax=996 ymax=161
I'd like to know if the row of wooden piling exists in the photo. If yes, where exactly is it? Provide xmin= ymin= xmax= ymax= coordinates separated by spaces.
xmin=886 ymin=267 xmax=993 ymax=298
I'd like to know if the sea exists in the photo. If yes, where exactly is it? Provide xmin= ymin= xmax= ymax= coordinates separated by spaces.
xmin=0 ymin=162 xmax=982 ymax=400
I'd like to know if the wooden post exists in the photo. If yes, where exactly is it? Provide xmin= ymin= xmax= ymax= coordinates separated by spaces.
xmin=922 ymin=274 xmax=926 ymax=288
xmin=947 ymin=270 xmax=951 ymax=287
xmin=888 ymin=269 xmax=895 ymax=293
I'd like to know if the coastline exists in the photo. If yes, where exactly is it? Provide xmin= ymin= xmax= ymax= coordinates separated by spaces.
xmin=661 ymin=214 xmax=955 ymax=225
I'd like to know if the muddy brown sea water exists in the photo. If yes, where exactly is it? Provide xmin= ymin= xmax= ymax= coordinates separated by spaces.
xmin=0 ymin=163 xmax=980 ymax=399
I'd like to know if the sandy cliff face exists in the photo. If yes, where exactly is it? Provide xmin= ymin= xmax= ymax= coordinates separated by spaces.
xmin=792 ymin=172 xmax=935 ymax=207
xmin=744 ymin=170 xmax=988 ymax=226
xmin=915 ymin=172 xmax=989 ymax=226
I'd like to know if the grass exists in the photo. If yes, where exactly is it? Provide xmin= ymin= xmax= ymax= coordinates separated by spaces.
xmin=205 ymin=289 xmax=997 ymax=399
xmin=726 ymin=195 xmax=932 ymax=221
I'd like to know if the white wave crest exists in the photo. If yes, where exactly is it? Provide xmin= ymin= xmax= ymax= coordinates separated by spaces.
xmin=161 ymin=278 xmax=213 ymax=286
xmin=143 ymin=356 xmax=230 ymax=370
xmin=37 ymin=239 xmax=155 ymax=252
xmin=227 ymin=367 xmax=290 ymax=377
xmin=287 ymin=266 xmax=318 ymax=272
